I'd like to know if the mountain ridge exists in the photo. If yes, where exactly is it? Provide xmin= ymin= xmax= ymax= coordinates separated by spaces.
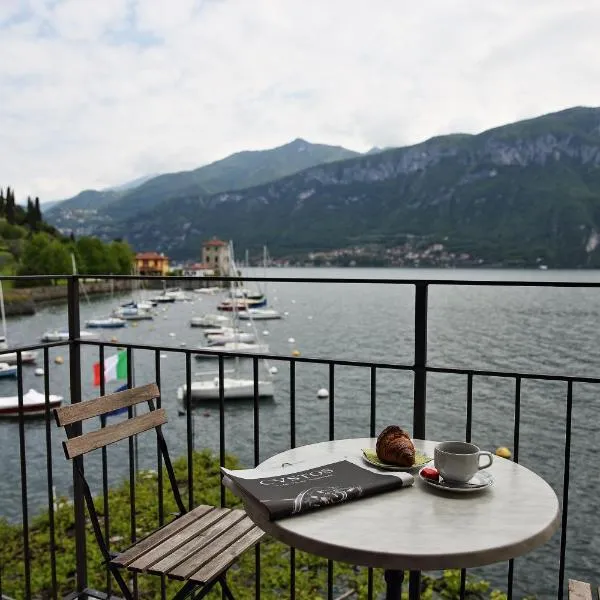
xmin=47 ymin=138 xmax=359 ymax=221
xmin=47 ymin=106 xmax=600 ymax=268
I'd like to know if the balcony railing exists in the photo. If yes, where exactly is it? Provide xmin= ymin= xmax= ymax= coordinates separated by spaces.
xmin=0 ymin=272 xmax=598 ymax=599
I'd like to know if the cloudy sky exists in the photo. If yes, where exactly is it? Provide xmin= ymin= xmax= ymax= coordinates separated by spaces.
xmin=2 ymin=0 xmax=600 ymax=202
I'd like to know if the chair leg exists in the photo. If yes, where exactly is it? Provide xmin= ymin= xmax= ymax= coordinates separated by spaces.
xmin=219 ymin=576 xmax=236 ymax=600
xmin=172 ymin=579 xmax=202 ymax=600
xmin=109 ymin=565 xmax=135 ymax=600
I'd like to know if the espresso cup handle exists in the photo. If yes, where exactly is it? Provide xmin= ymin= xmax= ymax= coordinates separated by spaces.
xmin=478 ymin=451 xmax=493 ymax=470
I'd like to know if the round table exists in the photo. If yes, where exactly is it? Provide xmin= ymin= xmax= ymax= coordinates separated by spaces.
xmin=230 ymin=438 xmax=560 ymax=599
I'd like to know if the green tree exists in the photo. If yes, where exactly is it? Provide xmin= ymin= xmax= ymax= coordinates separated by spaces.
xmin=108 ymin=240 xmax=134 ymax=274
xmin=76 ymin=236 xmax=117 ymax=274
xmin=5 ymin=187 xmax=15 ymax=225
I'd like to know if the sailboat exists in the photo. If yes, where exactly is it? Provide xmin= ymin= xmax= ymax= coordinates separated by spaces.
xmin=177 ymin=376 xmax=274 ymax=401
xmin=0 ymin=281 xmax=38 ymax=365
xmin=85 ymin=271 xmax=127 ymax=328
xmin=179 ymin=243 xmax=275 ymax=401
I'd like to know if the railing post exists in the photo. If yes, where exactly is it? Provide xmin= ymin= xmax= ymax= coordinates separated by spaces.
xmin=411 ymin=283 xmax=428 ymax=600
xmin=68 ymin=275 xmax=87 ymax=592
xmin=413 ymin=283 xmax=428 ymax=439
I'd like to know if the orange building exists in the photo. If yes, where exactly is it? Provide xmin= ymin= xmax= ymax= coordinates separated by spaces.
xmin=135 ymin=252 xmax=170 ymax=276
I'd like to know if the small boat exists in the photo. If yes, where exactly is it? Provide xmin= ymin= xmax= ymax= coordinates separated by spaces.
xmin=0 ymin=285 xmax=38 ymax=365
xmin=237 ymin=308 xmax=282 ymax=320
xmin=40 ymin=330 xmax=98 ymax=342
xmin=194 ymin=342 xmax=270 ymax=360
xmin=190 ymin=314 xmax=232 ymax=328
xmin=121 ymin=300 xmax=156 ymax=310
xmin=193 ymin=287 xmax=222 ymax=295
xmin=177 ymin=377 xmax=274 ymax=401
xmin=205 ymin=330 xmax=256 ymax=344
xmin=151 ymin=294 xmax=176 ymax=303
xmin=113 ymin=306 xmax=154 ymax=321
xmin=0 ymin=362 xmax=17 ymax=378
xmin=86 ymin=317 xmax=127 ymax=329
xmin=0 ymin=389 xmax=63 ymax=418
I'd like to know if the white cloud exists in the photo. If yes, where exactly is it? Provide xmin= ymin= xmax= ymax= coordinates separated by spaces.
xmin=1 ymin=0 xmax=600 ymax=201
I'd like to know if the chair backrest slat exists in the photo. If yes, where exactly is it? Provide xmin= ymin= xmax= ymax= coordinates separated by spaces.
xmin=55 ymin=382 xmax=159 ymax=426
xmin=63 ymin=408 xmax=167 ymax=459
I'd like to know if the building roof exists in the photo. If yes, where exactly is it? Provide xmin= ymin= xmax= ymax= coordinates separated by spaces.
xmin=136 ymin=252 xmax=169 ymax=260
xmin=203 ymin=239 xmax=227 ymax=247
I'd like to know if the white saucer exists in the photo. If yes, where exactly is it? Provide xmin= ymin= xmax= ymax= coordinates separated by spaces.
xmin=418 ymin=469 xmax=494 ymax=493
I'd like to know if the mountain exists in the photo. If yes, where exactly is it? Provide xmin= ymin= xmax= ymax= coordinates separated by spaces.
xmin=46 ymin=139 xmax=359 ymax=227
xmin=73 ymin=106 xmax=600 ymax=268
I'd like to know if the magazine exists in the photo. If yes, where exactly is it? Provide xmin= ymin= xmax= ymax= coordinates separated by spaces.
xmin=223 ymin=459 xmax=412 ymax=520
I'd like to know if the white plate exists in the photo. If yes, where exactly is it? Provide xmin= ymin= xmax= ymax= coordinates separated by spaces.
xmin=418 ymin=468 xmax=494 ymax=493
xmin=361 ymin=448 xmax=432 ymax=472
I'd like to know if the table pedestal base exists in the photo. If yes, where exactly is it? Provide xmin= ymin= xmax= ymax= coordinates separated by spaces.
xmin=384 ymin=570 xmax=421 ymax=600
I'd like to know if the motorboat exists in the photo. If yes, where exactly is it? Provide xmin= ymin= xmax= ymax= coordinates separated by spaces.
xmin=177 ymin=377 xmax=274 ymax=401
xmin=193 ymin=287 xmax=222 ymax=295
xmin=113 ymin=306 xmax=154 ymax=321
xmin=205 ymin=330 xmax=256 ymax=344
xmin=86 ymin=317 xmax=127 ymax=329
xmin=0 ymin=336 xmax=38 ymax=365
xmin=40 ymin=330 xmax=98 ymax=342
xmin=194 ymin=342 xmax=270 ymax=360
xmin=190 ymin=314 xmax=232 ymax=328
xmin=0 ymin=389 xmax=63 ymax=418
xmin=0 ymin=362 xmax=17 ymax=378
xmin=237 ymin=308 xmax=282 ymax=320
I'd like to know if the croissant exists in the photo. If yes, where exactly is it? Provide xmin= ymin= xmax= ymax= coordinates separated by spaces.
xmin=376 ymin=425 xmax=415 ymax=467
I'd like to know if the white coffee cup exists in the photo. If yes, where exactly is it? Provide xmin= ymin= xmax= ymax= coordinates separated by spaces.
xmin=434 ymin=441 xmax=494 ymax=483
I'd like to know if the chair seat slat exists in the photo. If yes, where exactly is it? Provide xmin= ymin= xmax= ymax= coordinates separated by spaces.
xmin=112 ymin=505 xmax=214 ymax=567
xmin=127 ymin=508 xmax=232 ymax=572
xmin=190 ymin=526 xmax=265 ymax=584
xmin=63 ymin=409 xmax=167 ymax=459
xmin=569 ymin=580 xmax=593 ymax=600
xmin=148 ymin=510 xmax=246 ymax=577
xmin=55 ymin=383 xmax=159 ymax=426
xmin=170 ymin=517 xmax=257 ymax=581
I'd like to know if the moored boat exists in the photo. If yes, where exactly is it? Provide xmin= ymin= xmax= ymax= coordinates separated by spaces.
xmin=190 ymin=314 xmax=231 ymax=328
xmin=0 ymin=362 xmax=17 ymax=378
xmin=177 ymin=377 xmax=274 ymax=401
xmin=86 ymin=317 xmax=127 ymax=329
xmin=0 ymin=389 xmax=63 ymax=418
xmin=205 ymin=329 xmax=256 ymax=344
xmin=237 ymin=308 xmax=282 ymax=320
xmin=194 ymin=342 xmax=270 ymax=359
xmin=40 ymin=330 xmax=98 ymax=342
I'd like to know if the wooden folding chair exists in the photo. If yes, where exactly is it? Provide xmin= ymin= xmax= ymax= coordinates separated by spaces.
xmin=54 ymin=382 xmax=264 ymax=600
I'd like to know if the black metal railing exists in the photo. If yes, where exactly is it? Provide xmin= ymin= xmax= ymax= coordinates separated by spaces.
xmin=0 ymin=273 xmax=598 ymax=600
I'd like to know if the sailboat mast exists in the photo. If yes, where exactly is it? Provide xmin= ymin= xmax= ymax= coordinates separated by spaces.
xmin=0 ymin=281 xmax=7 ymax=342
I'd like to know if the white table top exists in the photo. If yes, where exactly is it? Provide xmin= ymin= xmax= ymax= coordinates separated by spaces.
xmin=227 ymin=438 xmax=560 ymax=571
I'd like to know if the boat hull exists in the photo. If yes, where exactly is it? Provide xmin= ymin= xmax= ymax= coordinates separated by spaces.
xmin=0 ymin=351 xmax=38 ymax=365
xmin=178 ymin=379 xmax=274 ymax=401
xmin=0 ymin=390 xmax=62 ymax=418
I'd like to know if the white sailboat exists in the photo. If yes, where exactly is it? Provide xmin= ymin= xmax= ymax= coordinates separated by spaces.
xmin=41 ymin=330 xmax=99 ymax=342
xmin=237 ymin=308 xmax=282 ymax=320
xmin=0 ymin=281 xmax=38 ymax=365
xmin=193 ymin=342 xmax=270 ymax=360
xmin=177 ymin=377 xmax=274 ymax=401
xmin=205 ymin=328 xmax=256 ymax=344
xmin=190 ymin=314 xmax=231 ymax=328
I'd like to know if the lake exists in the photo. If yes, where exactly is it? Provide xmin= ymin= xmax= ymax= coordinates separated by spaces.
xmin=1 ymin=267 xmax=599 ymax=598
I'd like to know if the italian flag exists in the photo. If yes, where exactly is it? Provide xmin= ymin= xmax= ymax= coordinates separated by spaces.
xmin=93 ymin=351 xmax=128 ymax=386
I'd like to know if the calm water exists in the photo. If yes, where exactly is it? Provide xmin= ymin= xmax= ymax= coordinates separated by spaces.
xmin=1 ymin=267 xmax=600 ymax=598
